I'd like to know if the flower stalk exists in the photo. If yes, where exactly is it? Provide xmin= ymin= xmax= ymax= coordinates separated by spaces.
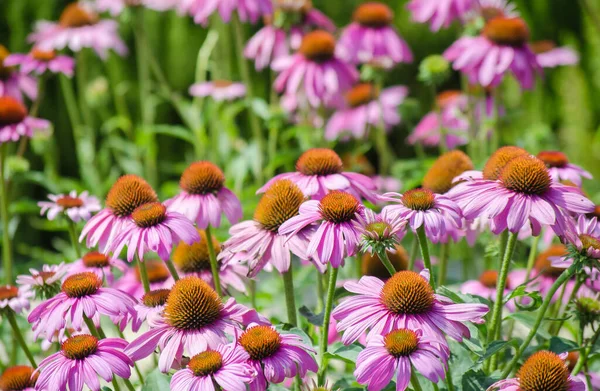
xmin=317 ymin=265 xmax=339 ymax=383
xmin=205 ymin=225 xmax=222 ymax=296
xmin=6 ymin=310 xmax=36 ymax=368
xmin=416 ymin=226 xmax=435 ymax=289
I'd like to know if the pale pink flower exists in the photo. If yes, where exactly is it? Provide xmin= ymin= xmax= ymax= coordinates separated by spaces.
xmin=0 ymin=96 xmax=49 ymax=144
xmin=5 ymin=48 xmax=75 ymax=77
xmin=189 ymin=80 xmax=246 ymax=101
xmin=38 ymin=190 xmax=101 ymax=223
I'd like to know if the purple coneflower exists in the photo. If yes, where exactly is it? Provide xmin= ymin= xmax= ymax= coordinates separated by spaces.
xmin=461 ymin=270 xmax=519 ymax=311
xmin=5 ymin=48 xmax=75 ymax=77
xmin=355 ymin=208 xmax=407 ymax=254
xmin=530 ymin=40 xmax=579 ymax=68
xmin=93 ymin=0 xmax=148 ymax=16
xmin=326 ymin=83 xmax=408 ymax=141
xmin=553 ymin=217 xmax=600 ymax=270
xmin=66 ymin=251 xmax=128 ymax=285
xmin=0 ymin=97 xmax=49 ymax=144
xmin=36 ymin=335 xmax=133 ymax=391
xmin=338 ymin=2 xmax=412 ymax=67
xmin=258 ymin=148 xmax=377 ymax=202
xmin=444 ymin=17 xmax=541 ymax=89
xmin=28 ymin=3 xmax=128 ymax=60
xmin=0 ymin=285 xmax=33 ymax=315
xmin=475 ymin=0 xmax=518 ymax=20
xmin=38 ymin=190 xmax=101 ymax=222
xmin=536 ymin=151 xmax=592 ymax=187
xmin=189 ymin=80 xmax=247 ymax=102
xmin=238 ymin=324 xmax=318 ymax=391
xmin=125 ymin=276 xmax=267 ymax=372
xmin=166 ymin=161 xmax=242 ymax=229
xmin=0 ymin=45 xmax=38 ymax=102
xmin=0 ymin=366 xmax=38 ymax=391
xmin=134 ymin=288 xmax=170 ymax=327
xmin=407 ymin=0 xmax=474 ymax=31
xmin=355 ymin=329 xmax=449 ymax=391
xmin=188 ymin=0 xmax=273 ymax=25
xmin=373 ymin=175 xmax=402 ymax=193
xmin=16 ymin=263 xmax=68 ymax=299
xmin=114 ymin=259 xmax=174 ymax=299
xmin=332 ymin=270 xmax=488 ymax=344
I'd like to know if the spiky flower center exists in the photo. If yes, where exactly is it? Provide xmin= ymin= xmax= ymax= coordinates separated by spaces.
xmin=31 ymin=48 xmax=56 ymax=62
xmin=484 ymin=17 xmax=530 ymax=46
xmin=0 ymin=97 xmax=27 ymax=126
xmin=517 ymin=351 xmax=570 ymax=391
xmin=381 ymin=271 xmax=434 ymax=314
xmin=36 ymin=271 xmax=56 ymax=283
xmin=141 ymin=289 xmax=171 ymax=307
xmin=275 ymin=0 xmax=312 ymax=13
xmin=0 ymin=286 xmax=18 ymax=301
xmin=164 ymin=277 xmax=222 ymax=330
xmin=481 ymin=6 xmax=505 ymax=22
xmin=61 ymin=335 xmax=98 ymax=360
xmin=59 ymin=3 xmax=99 ymax=28
xmin=535 ymin=245 xmax=568 ymax=278
xmin=296 ymin=148 xmax=343 ymax=176
xmin=483 ymin=146 xmax=529 ymax=180
xmin=401 ymin=189 xmax=436 ymax=211
xmin=62 ymin=272 xmax=101 ymax=298
xmin=436 ymin=90 xmax=461 ymax=109
xmin=131 ymin=202 xmax=166 ymax=228
xmin=188 ymin=350 xmax=223 ymax=377
xmin=580 ymin=234 xmax=600 ymax=252
xmin=299 ymin=31 xmax=336 ymax=62
xmin=345 ymin=83 xmax=379 ymax=108
xmin=319 ymin=191 xmax=359 ymax=223
xmin=362 ymin=245 xmax=409 ymax=279
xmin=82 ymin=252 xmax=110 ymax=268
xmin=180 ymin=161 xmax=225 ymax=195
xmin=212 ymin=80 xmax=233 ymax=88
xmin=56 ymin=196 xmax=84 ymax=209
xmin=530 ymin=40 xmax=556 ymax=54
xmin=384 ymin=329 xmax=419 ymax=357
xmin=499 ymin=156 xmax=551 ymax=195
xmin=172 ymin=230 xmax=220 ymax=273
xmin=537 ymin=151 xmax=569 ymax=168
xmin=423 ymin=150 xmax=474 ymax=194
xmin=479 ymin=270 xmax=501 ymax=288
xmin=0 ymin=366 xmax=38 ymax=391
xmin=353 ymin=2 xmax=393 ymax=27
xmin=136 ymin=260 xmax=170 ymax=284
xmin=239 ymin=326 xmax=282 ymax=361
xmin=254 ymin=179 xmax=305 ymax=232
xmin=105 ymin=175 xmax=158 ymax=217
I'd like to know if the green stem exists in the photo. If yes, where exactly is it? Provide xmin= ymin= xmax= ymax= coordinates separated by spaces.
xmin=316 ymin=271 xmax=325 ymax=313
xmin=6 ymin=311 xmax=36 ymax=368
xmin=445 ymin=363 xmax=455 ymax=391
xmin=282 ymin=265 xmax=298 ymax=326
xmin=431 ymin=84 xmax=447 ymax=155
xmin=122 ymin=379 xmax=135 ymax=391
xmin=501 ymin=264 xmax=578 ymax=378
xmin=165 ymin=259 xmax=180 ymax=281
xmin=378 ymin=250 xmax=397 ymax=276
xmin=408 ymin=235 xmax=418 ymax=271
xmin=416 ymin=226 xmax=436 ymax=289
xmin=76 ymin=51 xmax=94 ymax=128
xmin=553 ymin=277 xmax=585 ymax=334
xmin=525 ymin=235 xmax=540 ymax=280
xmin=438 ymin=242 xmax=450 ymax=286
xmin=248 ymin=279 xmax=257 ymax=309
xmin=572 ymin=325 xmax=600 ymax=374
xmin=205 ymin=225 xmax=222 ymax=296
xmin=410 ymin=369 xmax=424 ymax=391
xmin=317 ymin=266 xmax=339 ymax=384
xmin=137 ymin=255 xmax=150 ymax=293
xmin=67 ymin=219 xmax=82 ymax=258
xmin=0 ymin=144 xmax=12 ymax=284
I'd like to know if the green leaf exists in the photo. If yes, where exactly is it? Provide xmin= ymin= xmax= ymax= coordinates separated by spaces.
xmin=462 ymin=369 xmax=501 ymax=391
xmin=506 ymin=312 xmax=552 ymax=339
xmin=549 ymin=336 xmax=579 ymax=354
xmin=298 ymin=306 xmax=324 ymax=326
xmin=149 ymin=125 xmax=195 ymax=144
xmin=475 ymin=340 xmax=519 ymax=365
xmin=141 ymin=369 xmax=171 ymax=391
xmin=325 ymin=343 xmax=363 ymax=364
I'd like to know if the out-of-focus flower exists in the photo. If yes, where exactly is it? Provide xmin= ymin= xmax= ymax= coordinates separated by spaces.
xmin=461 ymin=270 xmax=519 ymax=311
xmin=189 ymin=80 xmax=246 ymax=102
xmin=407 ymin=0 xmax=474 ymax=31
xmin=5 ymin=48 xmax=75 ymax=77
xmin=115 ymin=259 xmax=174 ymax=300
xmin=16 ymin=263 xmax=68 ymax=300
xmin=0 ymin=285 xmax=33 ymax=315
xmin=66 ymin=251 xmax=128 ymax=286
xmin=134 ymin=288 xmax=170 ymax=327
xmin=530 ymin=40 xmax=579 ymax=68
xmin=372 ymin=175 xmax=402 ymax=193
xmin=91 ymin=0 xmax=148 ymax=16
xmin=536 ymin=151 xmax=591 ymax=187
xmin=0 ymin=97 xmax=49 ymax=144
xmin=0 ymin=366 xmax=38 ymax=391
xmin=418 ymin=55 xmax=451 ymax=86
xmin=187 ymin=0 xmax=273 ymax=25
xmin=38 ymin=190 xmax=101 ymax=223
xmin=423 ymin=150 xmax=474 ymax=195
xmin=475 ymin=0 xmax=518 ymax=21
xmin=0 ymin=45 xmax=38 ymax=102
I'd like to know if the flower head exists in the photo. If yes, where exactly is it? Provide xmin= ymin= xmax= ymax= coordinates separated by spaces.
xmin=38 ymin=190 xmax=101 ymax=222
xmin=0 ymin=45 xmax=38 ymax=102
xmin=355 ymin=208 xmax=407 ymax=254
xmin=536 ymin=151 xmax=592 ymax=187
xmin=407 ymin=0 xmax=474 ymax=31
xmin=423 ymin=150 xmax=474 ymax=194
xmin=0 ymin=366 xmax=38 ymax=391
xmin=189 ymin=80 xmax=246 ymax=102
xmin=4 ymin=48 xmax=75 ymax=77
xmin=187 ymin=0 xmax=272 ymax=25
xmin=0 ymin=96 xmax=49 ymax=144
xmin=531 ymin=40 xmax=579 ymax=68
xmin=0 ymin=285 xmax=33 ymax=315
xmin=135 ymin=288 xmax=171 ymax=327
xmin=67 ymin=251 xmax=128 ymax=286
xmin=16 ymin=263 xmax=68 ymax=300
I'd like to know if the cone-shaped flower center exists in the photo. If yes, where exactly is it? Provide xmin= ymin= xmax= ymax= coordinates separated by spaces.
xmin=537 ymin=151 xmax=569 ymax=168
xmin=212 ymin=79 xmax=233 ymax=88
xmin=131 ymin=202 xmax=167 ymax=228
xmin=172 ymin=230 xmax=220 ymax=273
xmin=565 ymin=352 xmax=579 ymax=372
xmin=353 ymin=2 xmax=393 ymax=27
xmin=275 ymin=0 xmax=312 ymax=13
xmin=319 ymin=191 xmax=360 ymax=223
xmin=164 ymin=277 xmax=222 ymax=330
xmin=479 ymin=270 xmax=502 ymax=288
xmin=0 ymin=366 xmax=38 ymax=391
xmin=61 ymin=335 xmax=99 ymax=360
xmin=31 ymin=48 xmax=56 ymax=62
xmin=401 ymin=188 xmax=436 ymax=211
xmin=136 ymin=260 xmax=170 ymax=283
xmin=59 ymin=3 xmax=99 ymax=28
xmin=296 ymin=148 xmax=343 ymax=176
xmin=530 ymin=40 xmax=556 ymax=54
xmin=254 ymin=179 xmax=305 ymax=232
xmin=180 ymin=161 xmax=225 ymax=195
xmin=82 ymin=251 xmax=110 ymax=268
xmin=499 ymin=156 xmax=551 ymax=195
xmin=0 ymin=97 xmax=27 ymax=126
xmin=436 ymin=90 xmax=461 ymax=109
xmin=384 ymin=329 xmax=419 ymax=357
xmin=105 ymin=174 xmax=158 ymax=217
xmin=580 ymin=234 xmax=600 ymax=252
xmin=517 ymin=351 xmax=570 ymax=391
xmin=0 ymin=286 xmax=18 ymax=301
xmin=345 ymin=83 xmax=379 ymax=108
xmin=299 ymin=31 xmax=336 ymax=62
xmin=484 ymin=17 xmax=530 ymax=46
xmin=481 ymin=6 xmax=506 ymax=22
xmin=362 ymin=245 xmax=409 ymax=279
xmin=381 ymin=271 xmax=434 ymax=314
xmin=141 ymin=289 xmax=171 ymax=307
xmin=189 ymin=350 xmax=223 ymax=377
xmin=534 ymin=244 xmax=568 ymax=278
xmin=239 ymin=326 xmax=282 ymax=361
xmin=62 ymin=272 xmax=101 ymax=298
xmin=0 ymin=45 xmax=14 ymax=79
xmin=36 ymin=271 xmax=57 ymax=283
xmin=587 ymin=205 xmax=600 ymax=220
xmin=423 ymin=150 xmax=474 ymax=194
xmin=56 ymin=195 xmax=84 ymax=209
xmin=483 ymin=146 xmax=529 ymax=180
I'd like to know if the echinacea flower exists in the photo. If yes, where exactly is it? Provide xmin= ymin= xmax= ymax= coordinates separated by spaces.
xmin=28 ymin=3 xmax=128 ymax=60
xmin=338 ymin=2 xmax=413 ymax=67
xmin=38 ymin=190 xmax=101 ymax=222
xmin=552 ymin=217 xmax=600 ymax=271
xmin=28 ymin=272 xmax=138 ymax=341
xmin=188 ymin=0 xmax=273 ymax=25
xmin=36 ymin=335 xmax=133 ymax=391
xmin=475 ymin=0 xmax=518 ymax=21
xmin=80 ymin=174 xmax=159 ymax=252
xmin=461 ymin=270 xmax=519 ymax=310
xmin=171 ymin=343 xmax=256 ymax=391
xmin=373 ymin=175 xmax=402 ymax=193
xmin=134 ymin=288 xmax=170 ymax=327
xmin=530 ymin=40 xmax=579 ymax=68
xmin=0 ymin=285 xmax=33 ymax=315
xmin=487 ymin=351 xmax=585 ymax=391
xmin=166 ymin=161 xmax=242 ymax=229
xmin=114 ymin=259 xmax=174 ymax=299
xmin=355 ymin=208 xmax=407 ymax=254
xmin=258 ymin=148 xmax=377 ymax=202
xmin=407 ymin=0 xmax=474 ymax=31
xmin=355 ymin=329 xmax=449 ymax=391
xmin=536 ymin=151 xmax=592 ymax=187
xmin=423 ymin=150 xmax=474 ymax=195
xmin=125 ymin=276 xmax=267 ymax=372
xmin=0 ymin=366 xmax=38 ymax=391
xmin=0 ymin=45 xmax=38 ymax=102
xmin=332 ymin=269 xmax=489 ymax=344
xmin=189 ymin=80 xmax=246 ymax=102
xmin=107 ymin=201 xmax=200 ymax=262
xmin=245 ymin=24 xmax=290 ymax=71
xmin=273 ymin=30 xmax=358 ymax=111
xmin=279 ymin=191 xmax=365 ymax=268
xmin=361 ymin=244 xmax=412 ymax=280
xmin=325 ymin=83 xmax=408 ymax=141
xmin=238 ymin=324 xmax=318 ymax=391
xmin=444 ymin=17 xmax=542 ymax=89
xmin=16 ymin=263 xmax=68 ymax=299
xmin=4 ymin=48 xmax=75 ymax=77
xmin=173 ymin=229 xmax=248 ymax=293
xmin=66 ymin=251 xmax=128 ymax=285
xmin=0 ymin=96 xmax=49 ymax=144
xmin=93 ymin=0 xmax=145 ymax=16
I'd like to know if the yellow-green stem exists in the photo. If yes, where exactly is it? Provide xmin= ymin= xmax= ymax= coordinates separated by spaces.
xmin=0 ymin=144 xmax=12 ymax=284
xmin=205 ymin=225 xmax=222 ymax=296
xmin=6 ymin=311 xmax=36 ymax=368
xmin=317 ymin=265 xmax=339 ymax=383
xmin=282 ymin=264 xmax=298 ymax=326
xmin=136 ymin=255 xmax=150 ymax=293
xmin=416 ymin=226 xmax=435 ymax=289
